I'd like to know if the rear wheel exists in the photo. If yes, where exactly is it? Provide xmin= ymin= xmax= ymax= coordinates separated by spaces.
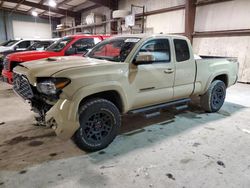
xmin=74 ymin=98 xmax=121 ymax=151
xmin=200 ymin=80 xmax=226 ymax=112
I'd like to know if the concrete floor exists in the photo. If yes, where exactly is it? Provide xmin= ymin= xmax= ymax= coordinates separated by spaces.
xmin=0 ymin=81 xmax=250 ymax=188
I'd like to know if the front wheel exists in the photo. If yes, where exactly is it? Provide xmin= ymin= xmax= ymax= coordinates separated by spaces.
xmin=200 ymin=80 xmax=226 ymax=112
xmin=74 ymin=98 xmax=121 ymax=151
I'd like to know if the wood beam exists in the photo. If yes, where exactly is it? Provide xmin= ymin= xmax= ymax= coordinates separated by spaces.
xmin=75 ymin=4 xmax=102 ymax=12
xmin=27 ymin=0 xmax=43 ymax=13
xmin=12 ymin=0 xmax=24 ymax=13
xmin=3 ymin=0 xmax=79 ymax=17
xmin=196 ymin=0 xmax=233 ymax=6
xmin=136 ymin=4 xmax=185 ymax=17
xmin=88 ymin=0 xmax=118 ymax=9
xmin=185 ymin=0 xmax=196 ymax=42
xmin=193 ymin=29 xmax=250 ymax=38
xmin=88 ymin=0 xmax=110 ymax=8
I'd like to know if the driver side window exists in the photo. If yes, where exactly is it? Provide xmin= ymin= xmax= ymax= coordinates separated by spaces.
xmin=138 ymin=39 xmax=171 ymax=63
xmin=17 ymin=41 xmax=31 ymax=49
xmin=72 ymin=38 xmax=95 ymax=54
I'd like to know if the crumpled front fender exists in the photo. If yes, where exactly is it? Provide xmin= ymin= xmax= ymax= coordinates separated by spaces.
xmin=46 ymin=98 xmax=80 ymax=140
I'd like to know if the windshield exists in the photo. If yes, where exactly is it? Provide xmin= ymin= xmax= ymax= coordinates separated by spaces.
xmin=87 ymin=37 xmax=141 ymax=62
xmin=46 ymin=37 xmax=72 ymax=52
xmin=1 ymin=40 xmax=19 ymax=47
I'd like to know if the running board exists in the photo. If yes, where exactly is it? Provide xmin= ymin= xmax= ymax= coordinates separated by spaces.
xmin=129 ymin=98 xmax=191 ymax=115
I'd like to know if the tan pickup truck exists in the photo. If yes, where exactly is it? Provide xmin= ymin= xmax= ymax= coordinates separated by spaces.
xmin=13 ymin=34 xmax=238 ymax=151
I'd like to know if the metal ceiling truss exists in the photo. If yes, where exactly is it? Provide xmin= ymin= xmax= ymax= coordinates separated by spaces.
xmin=2 ymin=0 xmax=80 ymax=17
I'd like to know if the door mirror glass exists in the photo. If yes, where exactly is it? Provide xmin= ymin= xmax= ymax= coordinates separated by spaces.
xmin=65 ymin=47 xmax=77 ymax=55
xmin=133 ymin=52 xmax=155 ymax=65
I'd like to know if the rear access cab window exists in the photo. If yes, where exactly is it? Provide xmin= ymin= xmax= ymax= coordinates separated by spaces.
xmin=174 ymin=39 xmax=190 ymax=62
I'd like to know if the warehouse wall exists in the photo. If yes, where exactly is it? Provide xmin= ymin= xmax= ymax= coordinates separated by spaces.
xmin=194 ymin=0 xmax=250 ymax=31
xmin=12 ymin=20 xmax=52 ymax=39
xmin=118 ymin=0 xmax=185 ymax=34
xmin=119 ymin=0 xmax=250 ymax=82
xmin=0 ymin=10 xmax=56 ymax=42
xmin=146 ymin=9 xmax=185 ymax=34
xmin=193 ymin=0 xmax=250 ymax=82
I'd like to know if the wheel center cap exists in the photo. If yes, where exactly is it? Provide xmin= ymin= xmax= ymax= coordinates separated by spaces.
xmin=94 ymin=121 xmax=102 ymax=129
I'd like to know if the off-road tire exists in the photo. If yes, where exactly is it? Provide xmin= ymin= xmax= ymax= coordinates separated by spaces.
xmin=200 ymin=80 xmax=226 ymax=112
xmin=74 ymin=98 xmax=121 ymax=151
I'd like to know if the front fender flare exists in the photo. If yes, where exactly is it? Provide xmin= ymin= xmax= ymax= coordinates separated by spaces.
xmin=67 ymin=81 xmax=129 ymax=122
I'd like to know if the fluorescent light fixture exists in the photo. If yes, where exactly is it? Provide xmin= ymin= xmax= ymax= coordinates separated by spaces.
xmin=48 ymin=0 xmax=57 ymax=7
xmin=32 ymin=11 xmax=38 ymax=17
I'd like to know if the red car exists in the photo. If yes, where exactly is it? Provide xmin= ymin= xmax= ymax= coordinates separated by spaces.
xmin=2 ymin=34 xmax=109 ymax=84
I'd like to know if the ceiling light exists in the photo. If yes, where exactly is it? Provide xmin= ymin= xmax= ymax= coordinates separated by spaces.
xmin=48 ymin=0 xmax=56 ymax=8
xmin=32 ymin=11 xmax=38 ymax=17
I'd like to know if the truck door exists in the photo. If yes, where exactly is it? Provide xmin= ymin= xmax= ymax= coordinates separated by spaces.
xmin=130 ymin=38 xmax=175 ymax=109
xmin=173 ymin=38 xmax=196 ymax=99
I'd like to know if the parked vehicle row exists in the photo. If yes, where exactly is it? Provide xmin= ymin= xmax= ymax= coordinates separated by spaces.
xmin=0 ymin=39 xmax=57 ymax=73
xmin=11 ymin=34 xmax=239 ymax=151
xmin=1 ymin=35 xmax=109 ymax=83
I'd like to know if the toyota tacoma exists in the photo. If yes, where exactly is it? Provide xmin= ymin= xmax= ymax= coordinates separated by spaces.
xmin=12 ymin=34 xmax=238 ymax=151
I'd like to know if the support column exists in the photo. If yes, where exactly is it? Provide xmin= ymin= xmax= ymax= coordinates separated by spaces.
xmin=110 ymin=0 xmax=118 ymax=34
xmin=3 ymin=11 xmax=8 ymax=40
xmin=185 ymin=0 xmax=196 ymax=43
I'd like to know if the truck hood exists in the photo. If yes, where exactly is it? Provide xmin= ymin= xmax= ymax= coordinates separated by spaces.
xmin=19 ymin=56 xmax=120 ymax=77
xmin=8 ymin=50 xmax=60 ymax=62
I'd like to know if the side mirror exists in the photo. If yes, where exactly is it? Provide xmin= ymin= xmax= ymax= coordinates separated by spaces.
xmin=133 ymin=52 xmax=155 ymax=65
xmin=65 ymin=47 xmax=77 ymax=56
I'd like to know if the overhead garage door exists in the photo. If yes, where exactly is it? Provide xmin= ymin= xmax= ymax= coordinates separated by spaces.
xmin=12 ymin=20 xmax=51 ymax=39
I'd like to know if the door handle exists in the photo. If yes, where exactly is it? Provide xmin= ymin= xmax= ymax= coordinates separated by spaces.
xmin=164 ymin=69 xmax=174 ymax=74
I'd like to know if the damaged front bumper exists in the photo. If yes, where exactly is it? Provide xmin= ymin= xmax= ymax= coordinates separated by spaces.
xmin=45 ymin=99 xmax=80 ymax=140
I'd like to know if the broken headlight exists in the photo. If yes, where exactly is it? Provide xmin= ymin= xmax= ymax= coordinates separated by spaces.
xmin=37 ymin=77 xmax=71 ymax=95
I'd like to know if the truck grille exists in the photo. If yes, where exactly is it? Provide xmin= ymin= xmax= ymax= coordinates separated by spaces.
xmin=3 ymin=58 xmax=9 ymax=70
xmin=13 ymin=73 xmax=34 ymax=100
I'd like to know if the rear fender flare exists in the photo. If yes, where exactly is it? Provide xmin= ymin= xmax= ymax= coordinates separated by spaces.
xmin=203 ymin=71 xmax=229 ymax=94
